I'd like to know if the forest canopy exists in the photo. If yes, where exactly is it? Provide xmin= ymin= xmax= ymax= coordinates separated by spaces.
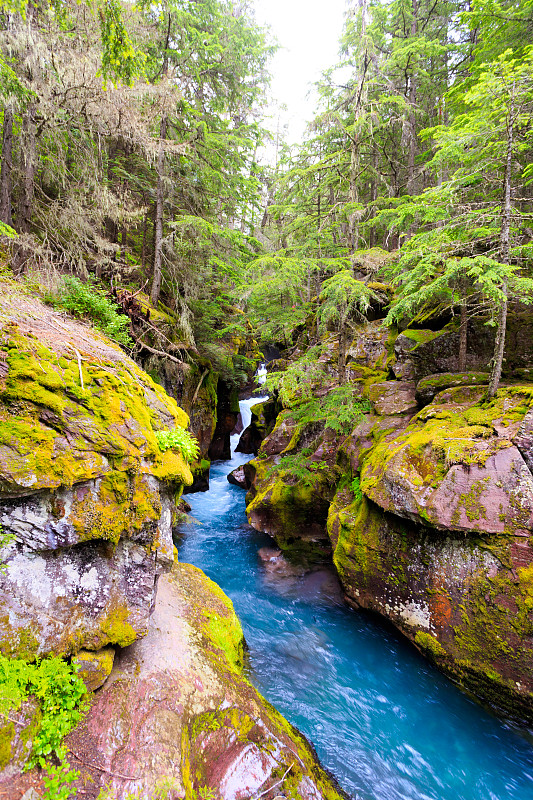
xmin=1 ymin=0 xmax=532 ymax=394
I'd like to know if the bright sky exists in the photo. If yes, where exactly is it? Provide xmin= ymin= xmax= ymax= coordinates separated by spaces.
xmin=252 ymin=0 xmax=349 ymax=145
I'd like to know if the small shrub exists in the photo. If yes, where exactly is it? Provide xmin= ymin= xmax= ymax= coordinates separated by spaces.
xmin=48 ymin=276 xmax=132 ymax=348
xmin=155 ymin=428 xmax=200 ymax=462
xmin=42 ymin=761 xmax=80 ymax=800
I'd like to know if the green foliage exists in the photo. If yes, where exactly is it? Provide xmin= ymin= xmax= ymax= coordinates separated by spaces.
xmin=266 ymin=452 xmax=337 ymax=487
xmin=0 ymin=654 xmax=86 ymax=767
xmin=350 ymin=475 xmax=363 ymax=502
xmin=0 ymin=221 xmax=17 ymax=239
xmin=42 ymin=761 xmax=80 ymax=800
xmin=155 ymin=427 xmax=200 ymax=462
xmin=288 ymin=387 xmax=372 ymax=435
xmin=264 ymin=347 xmax=325 ymax=406
xmin=318 ymin=270 xmax=376 ymax=330
xmin=265 ymin=349 xmax=372 ymax=433
xmin=98 ymin=0 xmax=146 ymax=85
xmin=49 ymin=276 xmax=132 ymax=348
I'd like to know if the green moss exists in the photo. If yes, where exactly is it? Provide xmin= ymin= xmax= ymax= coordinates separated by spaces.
xmin=360 ymin=384 xmax=533 ymax=525
xmin=450 ymin=478 xmax=490 ymax=525
xmin=0 ymin=721 xmax=14 ymax=769
xmin=0 ymin=327 xmax=192 ymax=494
xmin=415 ymin=631 xmax=446 ymax=659
xmin=401 ymin=328 xmax=445 ymax=345
xmin=203 ymin=611 xmax=244 ymax=673
xmin=0 ymin=623 xmax=41 ymax=661
xmin=100 ymin=607 xmax=137 ymax=648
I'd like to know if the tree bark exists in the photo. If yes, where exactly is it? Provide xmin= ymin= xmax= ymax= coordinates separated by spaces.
xmin=150 ymin=115 xmax=168 ymax=307
xmin=17 ymin=102 xmax=36 ymax=234
xmin=406 ymin=1 xmax=418 ymax=196
xmin=338 ymin=324 xmax=347 ymax=385
xmin=150 ymin=13 xmax=172 ymax=307
xmin=12 ymin=102 xmax=36 ymax=275
xmin=0 ymin=106 xmax=13 ymax=226
xmin=458 ymin=300 xmax=468 ymax=372
xmin=488 ymin=87 xmax=514 ymax=398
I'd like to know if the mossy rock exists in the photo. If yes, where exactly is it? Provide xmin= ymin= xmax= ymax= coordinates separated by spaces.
xmin=73 ymin=646 xmax=115 ymax=691
xmin=416 ymin=371 xmax=489 ymax=406
xmin=360 ymin=385 xmax=533 ymax=535
xmin=328 ymin=486 xmax=533 ymax=721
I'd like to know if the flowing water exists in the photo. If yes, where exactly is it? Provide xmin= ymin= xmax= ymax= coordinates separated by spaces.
xmin=176 ymin=397 xmax=533 ymax=800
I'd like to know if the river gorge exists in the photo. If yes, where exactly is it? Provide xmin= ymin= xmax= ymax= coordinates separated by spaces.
xmin=177 ymin=398 xmax=533 ymax=800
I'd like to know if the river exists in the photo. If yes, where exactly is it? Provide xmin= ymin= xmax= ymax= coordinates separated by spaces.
xmin=176 ymin=397 xmax=533 ymax=800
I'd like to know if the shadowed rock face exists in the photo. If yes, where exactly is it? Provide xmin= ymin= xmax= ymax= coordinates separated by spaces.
xmin=53 ymin=562 xmax=347 ymax=800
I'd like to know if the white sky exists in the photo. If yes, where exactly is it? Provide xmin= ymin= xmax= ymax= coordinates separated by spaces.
xmin=252 ymin=0 xmax=349 ymax=145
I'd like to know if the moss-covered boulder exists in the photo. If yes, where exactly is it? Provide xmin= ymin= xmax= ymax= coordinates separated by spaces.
xmin=367 ymin=380 xmax=418 ymax=416
xmin=328 ymin=489 xmax=533 ymax=719
xmin=415 ymin=371 xmax=489 ymax=406
xmin=360 ymin=385 xmax=533 ymax=535
xmin=73 ymin=646 xmax=115 ymax=692
xmin=0 ymin=281 xmax=192 ymax=659
xmin=7 ymin=562 xmax=347 ymax=800
xmin=246 ymin=458 xmax=334 ymax=552
xmin=346 ymin=320 xmax=395 ymax=372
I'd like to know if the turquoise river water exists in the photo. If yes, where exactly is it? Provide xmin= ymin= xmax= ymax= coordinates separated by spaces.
xmin=176 ymin=398 xmax=533 ymax=800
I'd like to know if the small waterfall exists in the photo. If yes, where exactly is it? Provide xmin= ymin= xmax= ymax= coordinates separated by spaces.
xmin=230 ymin=394 xmax=268 ymax=456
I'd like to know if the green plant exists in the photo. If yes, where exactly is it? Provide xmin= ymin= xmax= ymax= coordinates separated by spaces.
xmin=42 ymin=760 xmax=80 ymax=800
xmin=0 ymin=221 xmax=17 ymax=239
xmin=48 ymin=276 xmax=132 ymax=348
xmin=281 ymin=388 xmax=372 ymax=436
xmin=155 ymin=428 xmax=200 ymax=462
xmin=0 ymin=654 xmax=86 ymax=767
xmin=266 ymin=452 xmax=338 ymax=487
xmin=350 ymin=475 xmax=363 ymax=502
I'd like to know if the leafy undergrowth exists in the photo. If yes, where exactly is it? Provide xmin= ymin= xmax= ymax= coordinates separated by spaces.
xmin=0 ymin=654 xmax=86 ymax=766
xmin=44 ymin=275 xmax=132 ymax=348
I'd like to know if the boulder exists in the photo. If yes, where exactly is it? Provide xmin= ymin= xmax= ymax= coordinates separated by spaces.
xmin=227 ymin=465 xmax=250 ymax=489
xmin=367 ymin=381 xmax=418 ymax=415
xmin=416 ymin=371 xmax=489 ymax=406
xmin=514 ymin=408 xmax=533 ymax=473
xmin=73 ymin=646 xmax=115 ymax=692
xmin=346 ymin=321 xmax=393 ymax=371
xmin=328 ymin=491 xmax=533 ymax=719
xmin=361 ymin=386 xmax=533 ymax=535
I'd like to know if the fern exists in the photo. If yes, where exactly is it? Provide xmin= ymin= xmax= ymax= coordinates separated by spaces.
xmin=155 ymin=428 xmax=200 ymax=463
xmin=48 ymin=276 xmax=132 ymax=348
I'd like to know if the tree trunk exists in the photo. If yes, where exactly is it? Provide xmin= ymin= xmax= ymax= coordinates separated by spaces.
xmin=0 ymin=106 xmax=13 ymax=226
xmin=141 ymin=205 xmax=148 ymax=271
xmin=17 ymin=102 xmax=36 ymax=234
xmin=458 ymin=300 xmax=468 ymax=372
xmin=406 ymin=2 xmax=418 ymax=196
xmin=488 ymin=87 xmax=514 ymax=398
xmin=12 ymin=102 xmax=36 ymax=275
xmin=150 ymin=115 xmax=168 ymax=307
xmin=338 ymin=324 xmax=347 ymax=385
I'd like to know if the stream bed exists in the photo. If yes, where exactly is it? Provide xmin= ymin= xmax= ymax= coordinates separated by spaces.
xmin=176 ymin=399 xmax=533 ymax=800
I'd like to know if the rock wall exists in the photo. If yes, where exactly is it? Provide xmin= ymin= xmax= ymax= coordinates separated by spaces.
xmin=244 ymin=320 xmax=533 ymax=720
xmin=0 ymin=283 xmax=192 ymax=667
xmin=35 ymin=561 xmax=345 ymax=800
